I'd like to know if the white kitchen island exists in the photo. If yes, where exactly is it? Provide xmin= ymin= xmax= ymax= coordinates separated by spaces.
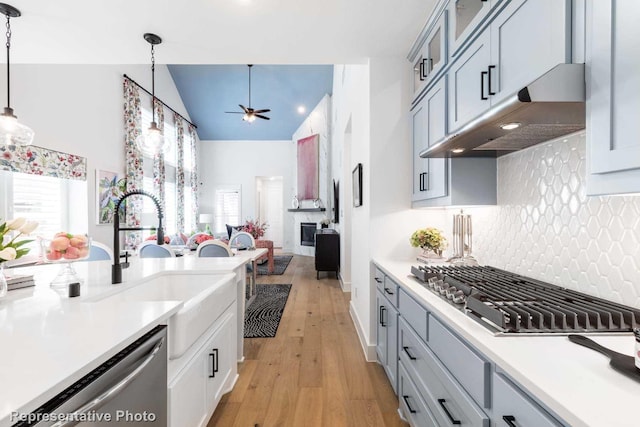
xmin=0 ymin=251 xmax=265 ymax=427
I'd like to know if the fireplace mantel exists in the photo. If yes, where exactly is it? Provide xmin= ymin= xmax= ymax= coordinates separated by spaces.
xmin=287 ymin=208 xmax=326 ymax=212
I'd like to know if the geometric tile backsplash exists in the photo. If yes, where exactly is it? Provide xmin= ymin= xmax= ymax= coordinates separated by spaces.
xmin=447 ymin=131 xmax=640 ymax=309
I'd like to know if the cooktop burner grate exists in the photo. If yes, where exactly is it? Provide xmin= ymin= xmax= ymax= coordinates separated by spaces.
xmin=411 ymin=265 xmax=640 ymax=334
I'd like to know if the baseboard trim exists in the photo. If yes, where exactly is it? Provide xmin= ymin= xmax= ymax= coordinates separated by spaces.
xmin=349 ymin=301 xmax=377 ymax=362
xmin=339 ymin=274 xmax=351 ymax=292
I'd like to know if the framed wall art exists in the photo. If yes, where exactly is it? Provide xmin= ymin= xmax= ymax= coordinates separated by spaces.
xmin=296 ymin=134 xmax=319 ymax=200
xmin=96 ymin=169 xmax=126 ymax=225
xmin=352 ymin=163 xmax=362 ymax=207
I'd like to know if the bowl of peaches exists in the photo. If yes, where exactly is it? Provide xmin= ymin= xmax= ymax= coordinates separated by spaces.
xmin=41 ymin=233 xmax=91 ymax=262
xmin=40 ymin=233 xmax=91 ymax=287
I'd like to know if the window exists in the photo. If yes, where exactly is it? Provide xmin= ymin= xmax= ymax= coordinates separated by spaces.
xmin=213 ymin=186 xmax=241 ymax=233
xmin=0 ymin=170 xmax=88 ymax=253
xmin=140 ymin=97 xmax=178 ymax=236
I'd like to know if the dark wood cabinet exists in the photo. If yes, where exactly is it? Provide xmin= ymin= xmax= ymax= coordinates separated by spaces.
xmin=315 ymin=230 xmax=340 ymax=279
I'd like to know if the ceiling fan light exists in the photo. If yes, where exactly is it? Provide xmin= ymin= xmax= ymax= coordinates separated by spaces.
xmin=0 ymin=109 xmax=34 ymax=146
xmin=243 ymin=113 xmax=256 ymax=123
xmin=136 ymin=121 xmax=167 ymax=156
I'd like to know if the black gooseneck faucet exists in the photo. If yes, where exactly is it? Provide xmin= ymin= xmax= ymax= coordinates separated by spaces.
xmin=112 ymin=189 xmax=164 ymax=284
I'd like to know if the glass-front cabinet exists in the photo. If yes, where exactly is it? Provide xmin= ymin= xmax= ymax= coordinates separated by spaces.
xmin=412 ymin=11 xmax=448 ymax=97
xmin=448 ymin=0 xmax=503 ymax=56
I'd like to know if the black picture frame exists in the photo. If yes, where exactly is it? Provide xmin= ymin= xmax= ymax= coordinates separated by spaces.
xmin=352 ymin=163 xmax=363 ymax=207
xmin=333 ymin=179 xmax=340 ymax=223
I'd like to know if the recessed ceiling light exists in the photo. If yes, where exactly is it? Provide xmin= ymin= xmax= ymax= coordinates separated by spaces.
xmin=297 ymin=105 xmax=306 ymax=114
xmin=500 ymin=122 xmax=521 ymax=130
xmin=451 ymin=148 xmax=465 ymax=154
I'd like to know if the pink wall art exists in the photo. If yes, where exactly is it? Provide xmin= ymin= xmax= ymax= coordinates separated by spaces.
xmin=297 ymin=134 xmax=319 ymax=200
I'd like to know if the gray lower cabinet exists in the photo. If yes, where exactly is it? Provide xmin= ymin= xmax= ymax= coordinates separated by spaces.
xmin=376 ymin=274 xmax=399 ymax=393
xmin=492 ymin=371 xmax=563 ymax=427
xmin=374 ymin=273 xmax=566 ymax=427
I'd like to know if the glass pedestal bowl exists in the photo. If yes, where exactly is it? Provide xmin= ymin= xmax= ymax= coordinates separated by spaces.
xmin=40 ymin=234 xmax=91 ymax=288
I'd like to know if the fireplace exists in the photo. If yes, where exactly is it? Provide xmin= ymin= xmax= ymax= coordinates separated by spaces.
xmin=300 ymin=222 xmax=317 ymax=247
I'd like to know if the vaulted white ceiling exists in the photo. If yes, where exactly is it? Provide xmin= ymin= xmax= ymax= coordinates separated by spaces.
xmin=5 ymin=0 xmax=435 ymax=64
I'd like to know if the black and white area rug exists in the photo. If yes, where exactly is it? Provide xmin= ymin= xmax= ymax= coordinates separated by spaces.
xmin=256 ymin=255 xmax=293 ymax=275
xmin=244 ymin=284 xmax=292 ymax=338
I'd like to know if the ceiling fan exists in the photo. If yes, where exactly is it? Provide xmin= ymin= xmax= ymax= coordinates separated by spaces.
xmin=225 ymin=64 xmax=271 ymax=122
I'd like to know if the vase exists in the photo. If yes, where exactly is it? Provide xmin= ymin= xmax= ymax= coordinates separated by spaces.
xmin=0 ymin=263 xmax=7 ymax=298
xmin=420 ymin=248 xmax=443 ymax=259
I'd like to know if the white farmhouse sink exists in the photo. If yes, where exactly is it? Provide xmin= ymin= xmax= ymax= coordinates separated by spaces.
xmin=96 ymin=273 xmax=236 ymax=359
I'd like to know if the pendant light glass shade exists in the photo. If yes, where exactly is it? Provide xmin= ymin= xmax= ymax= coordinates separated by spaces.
xmin=0 ymin=108 xmax=34 ymax=146
xmin=0 ymin=4 xmax=33 ymax=147
xmin=136 ymin=121 xmax=167 ymax=156
xmin=135 ymin=33 xmax=166 ymax=156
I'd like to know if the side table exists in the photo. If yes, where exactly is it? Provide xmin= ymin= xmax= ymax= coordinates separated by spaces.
xmin=255 ymin=239 xmax=274 ymax=274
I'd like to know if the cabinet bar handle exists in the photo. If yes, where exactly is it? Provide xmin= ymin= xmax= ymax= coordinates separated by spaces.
xmin=374 ymin=277 xmax=382 ymax=283
xmin=503 ymin=415 xmax=517 ymax=427
xmin=380 ymin=306 xmax=387 ymax=327
xmin=438 ymin=399 xmax=461 ymax=425
xmin=213 ymin=348 xmax=219 ymax=373
xmin=403 ymin=346 xmax=417 ymax=360
xmin=488 ymin=65 xmax=496 ymax=95
xmin=384 ymin=287 xmax=394 ymax=295
xmin=419 ymin=60 xmax=425 ymax=81
xmin=402 ymin=395 xmax=417 ymax=414
xmin=480 ymin=71 xmax=488 ymax=100
xmin=209 ymin=353 xmax=216 ymax=378
xmin=421 ymin=58 xmax=429 ymax=79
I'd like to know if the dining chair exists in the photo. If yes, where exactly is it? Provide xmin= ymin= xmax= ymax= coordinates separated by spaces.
xmin=229 ymin=231 xmax=255 ymax=250
xmin=138 ymin=241 xmax=176 ymax=258
xmin=84 ymin=241 xmax=114 ymax=262
xmin=196 ymin=240 xmax=233 ymax=257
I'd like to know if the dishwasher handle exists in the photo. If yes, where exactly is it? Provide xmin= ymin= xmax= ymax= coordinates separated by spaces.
xmin=50 ymin=336 xmax=165 ymax=427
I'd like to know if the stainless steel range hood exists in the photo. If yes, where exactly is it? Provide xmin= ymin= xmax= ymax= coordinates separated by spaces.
xmin=420 ymin=64 xmax=585 ymax=158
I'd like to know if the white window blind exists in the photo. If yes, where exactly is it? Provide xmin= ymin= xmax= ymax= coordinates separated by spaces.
xmin=213 ymin=187 xmax=241 ymax=233
xmin=12 ymin=173 xmax=64 ymax=238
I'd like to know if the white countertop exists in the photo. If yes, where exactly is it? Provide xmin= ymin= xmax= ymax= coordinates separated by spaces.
xmin=0 ymin=253 xmax=259 ymax=426
xmin=373 ymin=258 xmax=640 ymax=427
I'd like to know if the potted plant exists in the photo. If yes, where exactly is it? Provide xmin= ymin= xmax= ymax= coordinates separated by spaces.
xmin=0 ymin=217 xmax=38 ymax=297
xmin=242 ymin=219 xmax=268 ymax=240
xmin=410 ymin=227 xmax=447 ymax=258
xmin=320 ymin=218 xmax=331 ymax=229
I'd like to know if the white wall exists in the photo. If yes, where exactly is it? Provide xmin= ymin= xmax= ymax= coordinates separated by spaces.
xmin=4 ymin=64 xmax=191 ymax=248
xmin=331 ymin=59 xmax=444 ymax=360
xmin=198 ymin=140 xmax=293 ymax=250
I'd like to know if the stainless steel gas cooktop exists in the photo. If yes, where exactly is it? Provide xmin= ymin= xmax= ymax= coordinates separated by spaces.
xmin=411 ymin=265 xmax=640 ymax=335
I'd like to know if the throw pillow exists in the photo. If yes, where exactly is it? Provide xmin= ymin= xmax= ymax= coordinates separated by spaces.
xmin=226 ymin=224 xmax=242 ymax=240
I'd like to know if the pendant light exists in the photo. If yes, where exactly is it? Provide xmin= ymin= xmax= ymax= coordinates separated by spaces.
xmin=0 ymin=3 xmax=33 ymax=147
xmin=135 ymin=33 xmax=167 ymax=156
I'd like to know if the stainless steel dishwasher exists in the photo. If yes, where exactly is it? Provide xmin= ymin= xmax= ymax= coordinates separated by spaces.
xmin=13 ymin=325 xmax=167 ymax=427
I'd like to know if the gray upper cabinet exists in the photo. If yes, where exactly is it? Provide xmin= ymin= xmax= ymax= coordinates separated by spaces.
xmin=488 ymin=0 xmax=571 ymax=105
xmin=412 ymin=78 xmax=448 ymax=203
xmin=412 ymin=9 xmax=448 ymax=98
xmin=449 ymin=0 xmax=571 ymax=133
xmin=447 ymin=29 xmax=491 ymax=132
xmin=586 ymin=0 xmax=640 ymax=195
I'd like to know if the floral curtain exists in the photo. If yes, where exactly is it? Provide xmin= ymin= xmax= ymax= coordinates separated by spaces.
xmin=152 ymin=98 xmax=166 ymax=217
xmin=0 ymin=145 xmax=86 ymax=180
xmin=174 ymin=112 xmax=185 ymax=233
xmin=123 ymin=78 xmax=143 ymax=230
xmin=188 ymin=124 xmax=199 ymax=232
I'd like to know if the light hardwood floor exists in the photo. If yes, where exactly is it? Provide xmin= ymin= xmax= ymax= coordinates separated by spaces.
xmin=207 ymin=255 xmax=408 ymax=427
